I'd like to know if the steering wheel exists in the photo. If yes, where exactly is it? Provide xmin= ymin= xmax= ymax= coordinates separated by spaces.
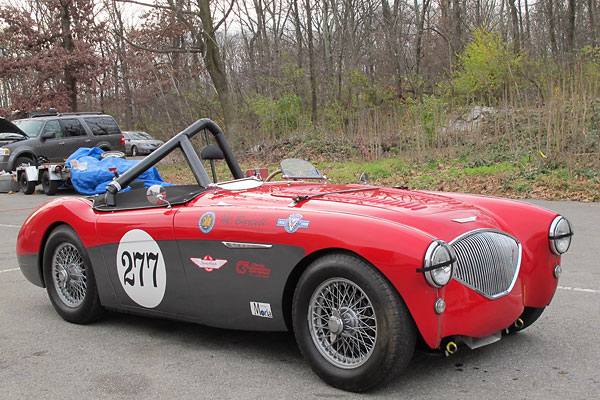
xmin=265 ymin=169 xmax=282 ymax=181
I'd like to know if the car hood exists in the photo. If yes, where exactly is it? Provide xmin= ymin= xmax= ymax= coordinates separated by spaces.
xmin=0 ymin=118 xmax=28 ymax=144
xmin=208 ymin=183 xmax=510 ymax=242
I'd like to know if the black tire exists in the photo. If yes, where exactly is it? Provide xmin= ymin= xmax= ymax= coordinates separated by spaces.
xmin=509 ymin=306 xmax=545 ymax=333
xmin=131 ymin=146 xmax=138 ymax=157
xmin=43 ymin=225 xmax=104 ymax=324
xmin=41 ymin=171 xmax=59 ymax=195
xmin=18 ymin=171 xmax=36 ymax=195
xmin=292 ymin=253 xmax=416 ymax=392
xmin=13 ymin=155 xmax=36 ymax=171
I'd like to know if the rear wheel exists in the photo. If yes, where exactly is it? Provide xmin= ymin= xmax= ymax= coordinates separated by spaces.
xmin=43 ymin=225 xmax=104 ymax=324
xmin=41 ymin=171 xmax=59 ymax=195
xmin=18 ymin=171 xmax=36 ymax=194
xmin=292 ymin=253 xmax=416 ymax=392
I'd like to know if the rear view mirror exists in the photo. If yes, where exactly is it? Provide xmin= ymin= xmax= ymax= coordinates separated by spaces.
xmin=146 ymin=184 xmax=170 ymax=207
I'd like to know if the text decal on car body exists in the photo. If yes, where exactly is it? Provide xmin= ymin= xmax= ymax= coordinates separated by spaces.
xmin=191 ymin=255 xmax=228 ymax=272
xmin=199 ymin=211 xmax=216 ymax=234
xmin=276 ymin=214 xmax=310 ymax=233
xmin=219 ymin=215 xmax=268 ymax=226
xmin=236 ymin=261 xmax=271 ymax=278
xmin=116 ymin=229 xmax=167 ymax=308
xmin=250 ymin=302 xmax=273 ymax=318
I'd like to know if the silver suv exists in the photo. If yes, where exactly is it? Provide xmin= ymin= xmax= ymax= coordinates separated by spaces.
xmin=0 ymin=112 xmax=125 ymax=172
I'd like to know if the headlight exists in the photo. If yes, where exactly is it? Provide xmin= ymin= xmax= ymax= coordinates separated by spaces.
xmin=549 ymin=216 xmax=573 ymax=255
xmin=0 ymin=148 xmax=10 ymax=156
xmin=420 ymin=240 xmax=456 ymax=288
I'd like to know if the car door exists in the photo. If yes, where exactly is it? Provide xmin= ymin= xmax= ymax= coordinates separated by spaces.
xmin=55 ymin=118 xmax=90 ymax=161
xmin=38 ymin=120 xmax=64 ymax=162
xmin=95 ymin=207 xmax=192 ymax=316
xmin=173 ymin=204 xmax=306 ymax=331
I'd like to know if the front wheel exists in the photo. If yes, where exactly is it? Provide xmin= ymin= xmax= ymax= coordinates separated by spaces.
xmin=131 ymin=146 xmax=139 ymax=157
xmin=292 ymin=254 xmax=416 ymax=392
xmin=43 ymin=225 xmax=104 ymax=324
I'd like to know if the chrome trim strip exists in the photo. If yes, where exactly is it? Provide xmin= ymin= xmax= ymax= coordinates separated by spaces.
xmin=450 ymin=229 xmax=522 ymax=300
xmin=221 ymin=241 xmax=273 ymax=249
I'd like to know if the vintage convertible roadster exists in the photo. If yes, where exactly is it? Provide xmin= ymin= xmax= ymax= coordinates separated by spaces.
xmin=17 ymin=119 xmax=572 ymax=391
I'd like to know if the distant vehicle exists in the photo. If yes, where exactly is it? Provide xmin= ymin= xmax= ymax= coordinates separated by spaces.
xmin=0 ymin=112 xmax=125 ymax=172
xmin=122 ymin=131 xmax=163 ymax=156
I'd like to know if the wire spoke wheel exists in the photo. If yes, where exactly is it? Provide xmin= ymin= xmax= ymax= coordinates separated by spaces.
xmin=51 ymin=242 xmax=87 ymax=308
xmin=308 ymin=278 xmax=377 ymax=369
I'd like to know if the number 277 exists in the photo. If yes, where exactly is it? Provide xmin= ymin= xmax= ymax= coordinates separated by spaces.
xmin=121 ymin=251 xmax=159 ymax=287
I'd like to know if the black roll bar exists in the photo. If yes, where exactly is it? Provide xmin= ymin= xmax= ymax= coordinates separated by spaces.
xmin=105 ymin=118 xmax=243 ymax=206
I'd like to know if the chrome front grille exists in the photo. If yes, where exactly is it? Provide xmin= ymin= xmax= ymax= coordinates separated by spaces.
xmin=451 ymin=230 xmax=521 ymax=299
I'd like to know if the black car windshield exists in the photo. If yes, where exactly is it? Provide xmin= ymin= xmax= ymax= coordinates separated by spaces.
xmin=130 ymin=131 xmax=153 ymax=140
xmin=13 ymin=120 xmax=44 ymax=137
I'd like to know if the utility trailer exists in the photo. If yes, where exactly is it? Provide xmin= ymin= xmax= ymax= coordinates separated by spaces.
xmin=15 ymin=163 xmax=70 ymax=195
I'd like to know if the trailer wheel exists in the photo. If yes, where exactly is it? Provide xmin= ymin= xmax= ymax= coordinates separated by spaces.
xmin=18 ymin=171 xmax=36 ymax=195
xmin=41 ymin=171 xmax=59 ymax=195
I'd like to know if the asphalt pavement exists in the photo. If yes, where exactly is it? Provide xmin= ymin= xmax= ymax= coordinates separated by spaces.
xmin=0 ymin=190 xmax=598 ymax=399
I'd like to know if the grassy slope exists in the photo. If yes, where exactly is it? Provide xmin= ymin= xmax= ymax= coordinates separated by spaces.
xmin=157 ymin=156 xmax=600 ymax=202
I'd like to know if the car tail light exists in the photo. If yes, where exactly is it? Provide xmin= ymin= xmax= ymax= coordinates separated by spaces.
xmin=120 ymin=135 xmax=125 ymax=146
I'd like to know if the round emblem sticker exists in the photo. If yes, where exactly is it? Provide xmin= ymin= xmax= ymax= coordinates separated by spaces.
xmin=116 ymin=229 xmax=166 ymax=308
xmin=199 ymin=211 xmax=216 ymax=234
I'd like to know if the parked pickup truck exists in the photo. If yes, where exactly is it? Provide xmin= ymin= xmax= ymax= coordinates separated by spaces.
xmin=0 ymin=112 xmax=125 ymax=172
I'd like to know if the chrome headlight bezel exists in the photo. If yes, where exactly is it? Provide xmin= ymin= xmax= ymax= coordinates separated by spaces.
xmin=421 ymin=240 xmax=456 ymax=288
xmin=549 ymin=216 xmax=573 ymax=255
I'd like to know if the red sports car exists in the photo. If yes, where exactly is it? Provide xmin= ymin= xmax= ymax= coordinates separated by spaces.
xmin=16 ymin=119 xmax=573 ymax=391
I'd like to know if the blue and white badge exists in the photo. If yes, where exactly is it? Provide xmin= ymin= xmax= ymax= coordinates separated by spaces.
xmin=276 ymin=213 xmax=310 ymax=233
xmin=199 ymin=211 xmax=216 ymax=234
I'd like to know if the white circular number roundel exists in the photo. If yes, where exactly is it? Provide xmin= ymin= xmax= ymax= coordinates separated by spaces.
xmin=116 ymin=229 xmax=166 ymax=308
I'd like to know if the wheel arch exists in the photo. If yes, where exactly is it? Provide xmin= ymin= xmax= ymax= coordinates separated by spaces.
xmin=281 ymin=247 xmax=419 ymax=337
xmin=11 ymin=150 xmax=37 ymax=170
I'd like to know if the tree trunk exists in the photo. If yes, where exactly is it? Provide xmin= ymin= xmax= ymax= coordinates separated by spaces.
xmin=59 ymin=0 xmax=77 ymax=112
xmin=567 ymin=0 xmax=576 ymax=53
xmin=292 ymin=0 xmax=303 ymax=69
xmin=508 ymin=0 xmax=520 ymax=51
xmin=546 ymin=0 xmax=558 ymax=57
xmin=305 ymin=0 xmax=317 ymax=125
xmin=197 ymin=0 xmax=238 ymax=136
xmin=590 ymin=0 xmax=598 ymax=45
xmin=414 ymin=0 xmax=430 ymax=77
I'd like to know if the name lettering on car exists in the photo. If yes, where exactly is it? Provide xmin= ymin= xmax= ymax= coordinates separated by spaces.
xmin=220 ymin=215 xmax=268 ymax=226
xmin=116 ymin=229 xmax=166 ymax=308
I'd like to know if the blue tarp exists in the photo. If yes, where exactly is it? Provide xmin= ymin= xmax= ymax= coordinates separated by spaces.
xmin=66 ymin=147 xmax=168 ymax=195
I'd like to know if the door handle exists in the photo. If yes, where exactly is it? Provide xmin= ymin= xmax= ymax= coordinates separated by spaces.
xmin=59 ymin=141 xmax=65 ymax=145
xmin=84 ymin=139 xmax=91 ymax=143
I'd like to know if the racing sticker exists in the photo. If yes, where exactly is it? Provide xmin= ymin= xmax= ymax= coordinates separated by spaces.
xmin=116 ymin=229 xmax=167 ymax=308
xmin=276 ymin=214 xmax=310 ymax=233
xmin=199 ymin=211 xmax=216 ymax=234
xmin=250 ymin=302 xmax=273 ymax=318
xmin=191 ymin=255 xmax=227 ymax=272
xmin=236 ymin=261 xmax=271 ymax=279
